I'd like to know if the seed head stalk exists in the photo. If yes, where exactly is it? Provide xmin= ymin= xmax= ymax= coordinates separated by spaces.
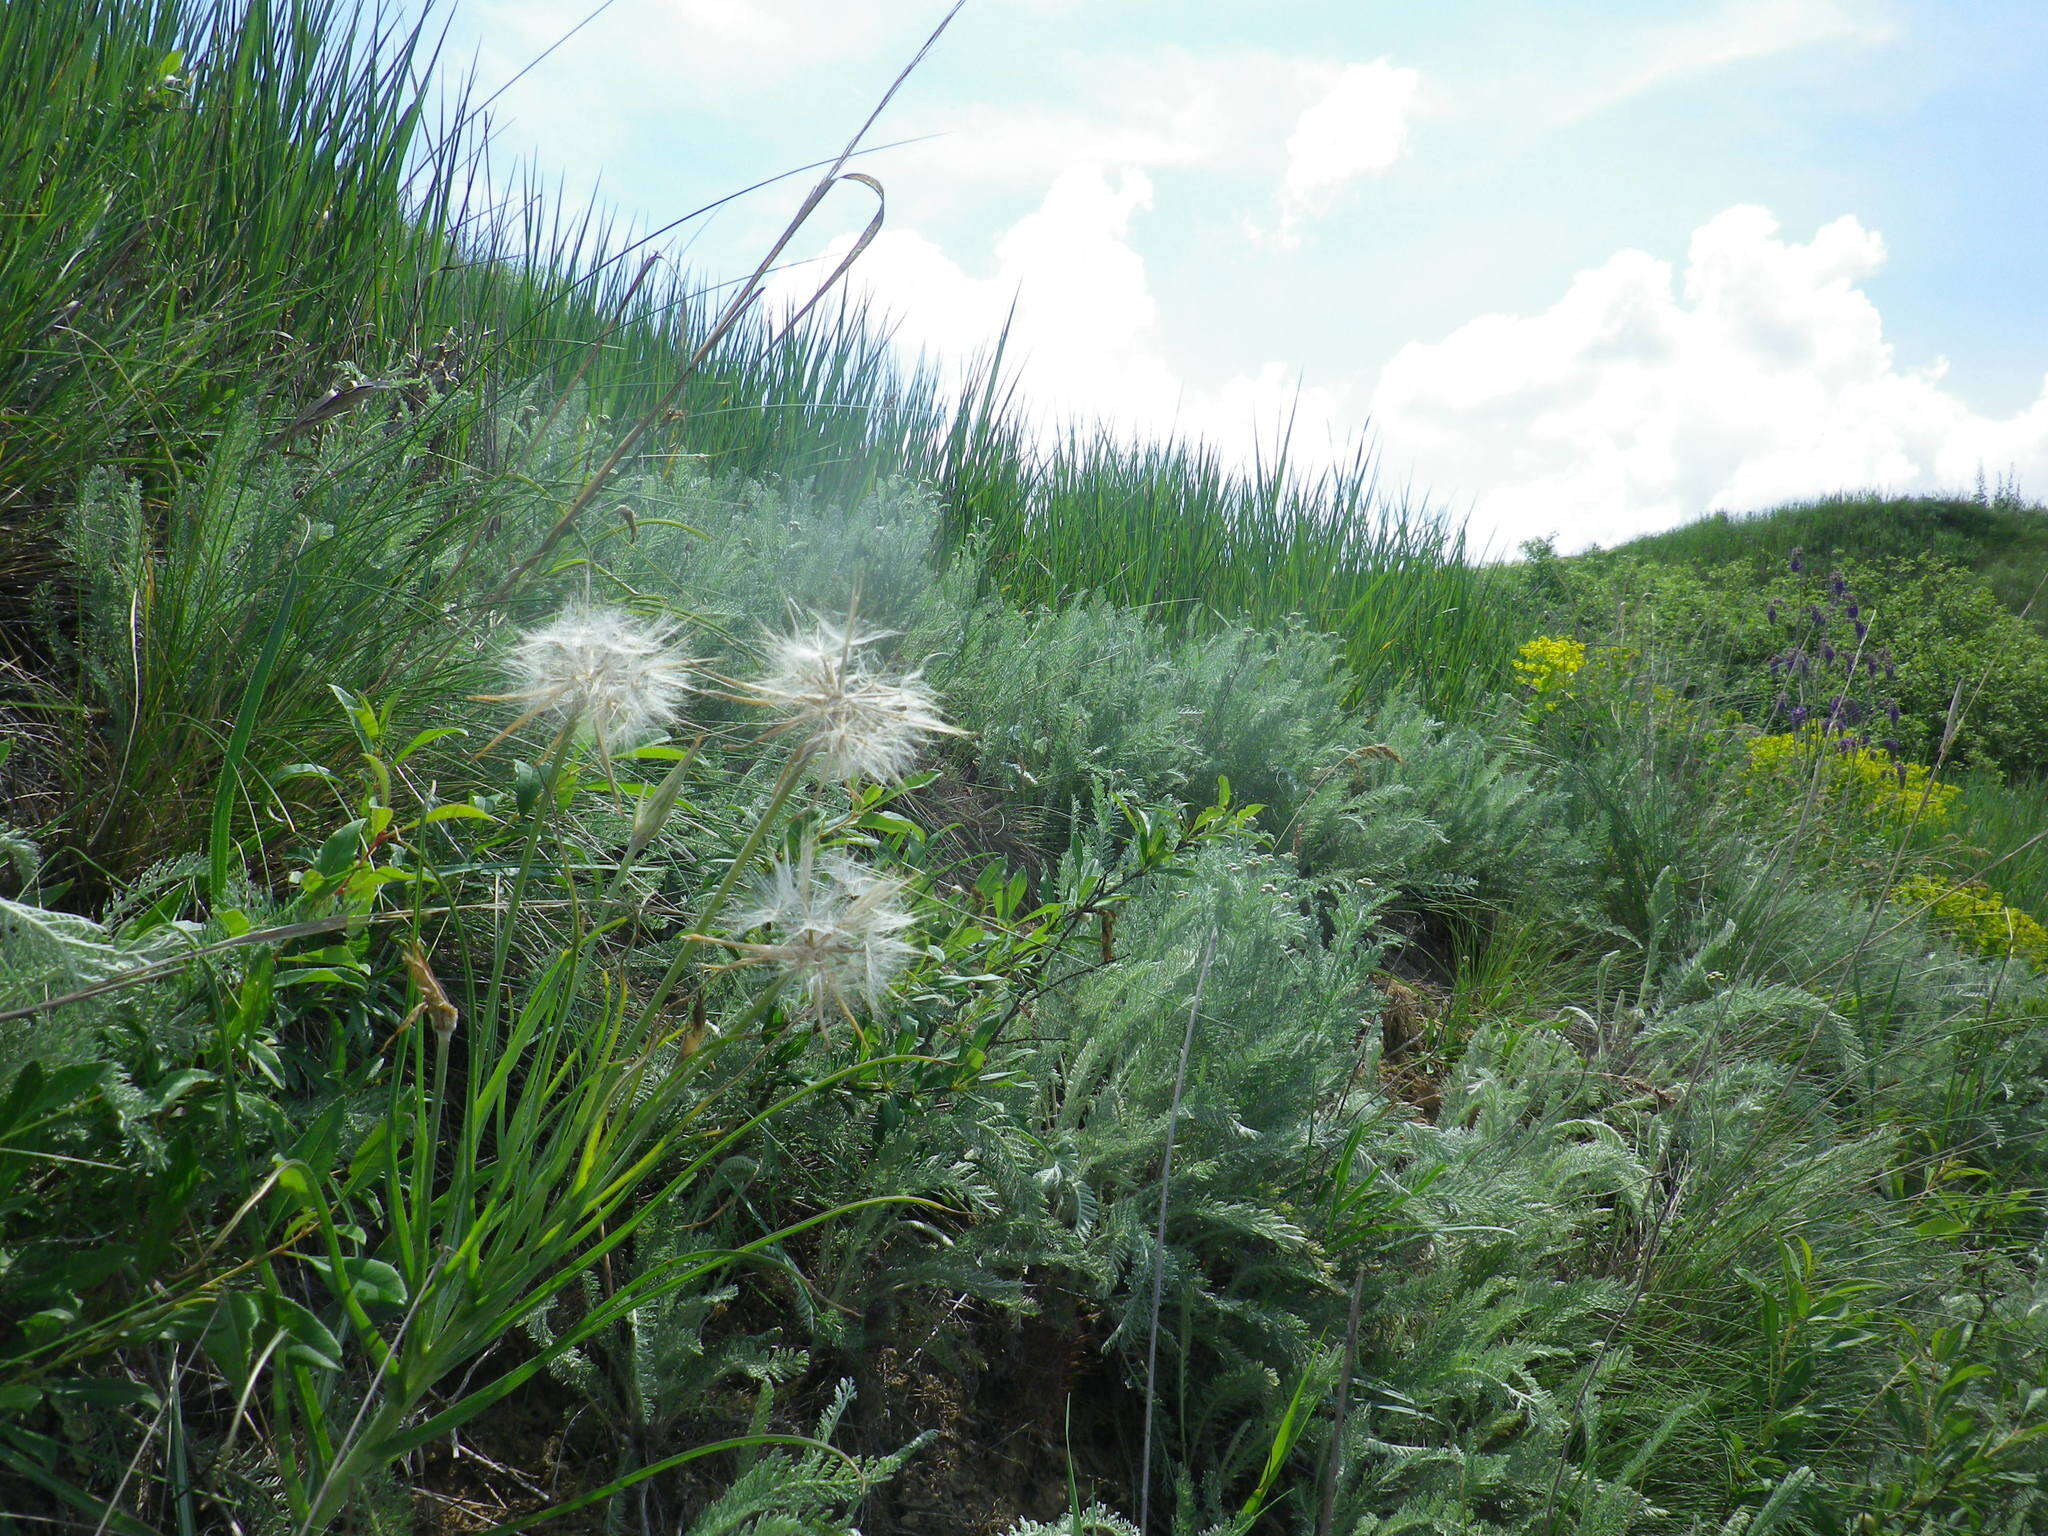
xmin=547 ymin=739 xmax=707 ymax=1040
xmin=634 ymin=749 xmax=811 ymax=1033
xmin=473 ymin=8 xmax=965 ymax=612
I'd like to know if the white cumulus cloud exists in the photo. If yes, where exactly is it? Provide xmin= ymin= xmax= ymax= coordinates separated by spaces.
xmin=1273 ymin=59 xmax=1422 ymax=241
xmin=780 ymin=197 xmax=2048 ymax=556
xmin=1370 ymin=205 xmax=2048 ymax=551
xmin=817 ymin=165 xmax=1177 ymax=424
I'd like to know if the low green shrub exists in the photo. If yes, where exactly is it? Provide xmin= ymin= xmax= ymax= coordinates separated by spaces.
xmin=1538 ymin=553 xmax=2048 ymax=773
xmin=914 ymin=596 xmax=1356 ymax=828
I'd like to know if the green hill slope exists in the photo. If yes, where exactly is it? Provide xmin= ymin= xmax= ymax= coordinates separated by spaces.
xmin=1588 ymin=492 xmax=2048 ymax=631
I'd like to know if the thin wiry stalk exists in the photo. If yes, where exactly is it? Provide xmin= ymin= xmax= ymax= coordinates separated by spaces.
xmin=1138 ymin=926 xmax=1217 ymax=1535
xmin=1315 ymin=1262 xmax=1367 ymax=1536
xmin=478 ymin=3 xmax=966 ymax=607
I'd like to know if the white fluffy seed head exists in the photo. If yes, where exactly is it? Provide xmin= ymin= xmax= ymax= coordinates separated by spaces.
xmin=732 ymin=845 xmax=918 ymax=1018
xmin=750 ymin=616 xmax=952 ymax=783
xmin=504 ymin=605 xmax=694 ymax=749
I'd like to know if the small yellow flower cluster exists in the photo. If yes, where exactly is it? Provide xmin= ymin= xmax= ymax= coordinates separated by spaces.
xmin=1513 ymin=636 xmax=1638 ymax=712
xmin=1513 ymin=636 xmax=1588 ymax=709
xmin=1892 ymin=875 xmax=2048 ymax=969
xmin=1743 ymin=727 xmax=1958 ymax=826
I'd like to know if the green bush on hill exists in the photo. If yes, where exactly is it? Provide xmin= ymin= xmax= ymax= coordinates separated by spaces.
xmin=1585 ymin=491 xmax=2048 ymax=634
xmin=1529 ymin=548 xmax=2048 ymax=773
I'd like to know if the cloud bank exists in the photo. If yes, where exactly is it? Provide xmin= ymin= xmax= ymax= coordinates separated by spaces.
xmin=807 ymin=192 xmax=2048 ymax=554
xmin=1373 ymin=205 xmax=2048 ymax=550
xmin=463 ymin=2 xmax=2036 ymax=554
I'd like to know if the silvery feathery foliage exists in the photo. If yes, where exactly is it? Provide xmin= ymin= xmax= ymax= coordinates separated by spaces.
xmin=996 ymin=1508 xmax=1139 ymax=1536
xmin=501 ymin=605 xmax=694 ymax=748
xmin=677 ymin=1379 xmax=925 ymax=1536
xmin=750 ymin=614 xmax=951 ymax=783
xmin=0 ymin=897 xmax=183 ymax=1007
xmin=731 ymin=843 xmax=918 ymax=1018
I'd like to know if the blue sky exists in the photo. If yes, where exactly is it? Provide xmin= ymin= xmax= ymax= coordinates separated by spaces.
xmin=434 ymin=0 xmax=2048 ymax=550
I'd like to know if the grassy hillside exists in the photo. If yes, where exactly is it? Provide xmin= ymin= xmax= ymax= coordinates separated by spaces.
xmin=1588 ymin=491 xmax=2048 ymax=631
xmin=3 ymin=4 xmax=2047 ymax=1535
xmin=1564 ymin=493 xmax=2048 ymax=922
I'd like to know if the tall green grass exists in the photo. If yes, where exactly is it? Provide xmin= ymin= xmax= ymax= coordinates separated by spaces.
xmin=968 ymin=433 xmax=1513 ymax=711
xmin=0 ymin=0 xmax=457 ymax=561
xmin=1 ymin=0 xmax=1502 ymax=770
xmin=1944 ymin=769 xmax=2048 ymax=916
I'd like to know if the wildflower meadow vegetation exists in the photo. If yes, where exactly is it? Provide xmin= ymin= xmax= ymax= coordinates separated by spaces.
xmin=3 ymin=3 xmax=2048 ymax=1533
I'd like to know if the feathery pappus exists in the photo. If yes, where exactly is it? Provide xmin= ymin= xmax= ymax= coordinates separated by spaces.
xmin=488 ymin=604 xmax=696 ymax=751
xmin=749 ymin=614 xmax=954 ymax=783
xmin=730 ymin=842 xmax=919 ymax=1017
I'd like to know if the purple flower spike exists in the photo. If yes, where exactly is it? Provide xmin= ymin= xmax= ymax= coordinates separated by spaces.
xmin=1829 ymin=572 xmax=1848 ymax=598
xmin=1767 ymin=601 xmax=1780 ymax=624
xmin=1854 ymin=620 xmax=1868 ymax=641
xmin=1886 ymin=699 xmax=1901 ymax=724
xmin=1846 ymin=601 xmax=1860 ymax=620
xmin=1882 ymin=738 xmax=1902 ymax=756
xmin=1790 ymin=704 xmax=1809 ymax=727
xmin=1789 ymin=547 xmax=1805 ymax=574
